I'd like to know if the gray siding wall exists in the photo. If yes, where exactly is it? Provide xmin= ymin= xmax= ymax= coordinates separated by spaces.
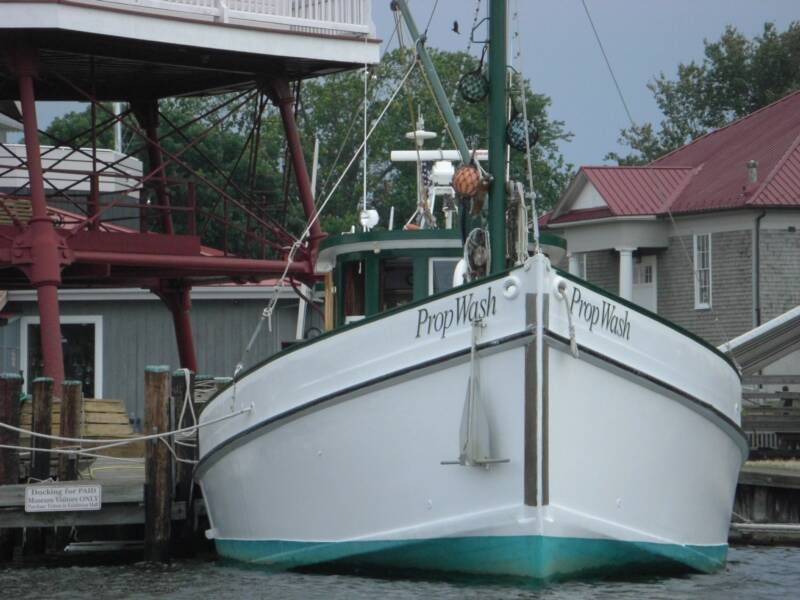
xmin=585 ymin=250 xmax=619 ymax=295
xmin=759 ymin=229 xmax=800 ymax=323
xmin=659 ymin=231 xmax=753 ymax=346
xmin=9 ymin=297 xmax=307 ymax=421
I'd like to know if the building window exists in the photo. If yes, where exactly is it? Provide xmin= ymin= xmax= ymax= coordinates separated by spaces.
xmin=693 ymin=233 xmax=712 ymax=309
xmin=20 ymin=315 xmax=103 ymax=398
xmin=577 ymin=254 xmax=587 ymax=279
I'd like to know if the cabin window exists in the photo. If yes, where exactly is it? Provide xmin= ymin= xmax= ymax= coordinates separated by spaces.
xmin=693 ymin=233 xmax=712 ymax=309
xmin=429 ymin=258 xmax=460 ymax=295
xmin=380 ymin=258 xmax=413 ymax=310
xmin=343 ymin=260 xmax=366 ymax=322
xmin=20 ymin=315 xmax=103 ymax=398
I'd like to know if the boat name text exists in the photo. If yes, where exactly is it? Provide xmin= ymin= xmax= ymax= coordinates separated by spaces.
xmin=570 ymin=288 xmax=631 ymax=340
xmin=416 ymin=287 xmax=497 ymax=339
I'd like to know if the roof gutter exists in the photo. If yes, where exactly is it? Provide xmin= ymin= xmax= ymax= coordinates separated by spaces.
xmin=546 ymin=215 xmax=658 ymax=229
xmin=754 ymin=209 xmax=766 ymax=326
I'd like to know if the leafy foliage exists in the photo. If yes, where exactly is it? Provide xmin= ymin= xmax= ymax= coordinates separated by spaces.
xmin=608 ymin=22 xmax=800 ymax=165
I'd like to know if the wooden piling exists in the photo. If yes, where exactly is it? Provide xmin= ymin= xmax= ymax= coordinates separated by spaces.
xmin=58 ymin=381 xmax=83 ymax=482
xmin=144 ymin=365 xmax=172 ymax=562
xmin=30 ymin=377 xmax=53 ymax=482
xmin=24 ymin=378 xmax=54 ymax=557
xmin=172 ymin=369 xmax=197 ymax=556
xmin=0 ymin=373 xmax=22 ymax=561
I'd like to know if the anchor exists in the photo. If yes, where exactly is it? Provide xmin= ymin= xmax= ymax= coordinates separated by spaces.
xmin=442 ymin=319 xmax=509 ymax=467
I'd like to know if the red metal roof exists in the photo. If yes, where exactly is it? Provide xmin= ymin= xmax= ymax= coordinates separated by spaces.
xmin=552 ymin=90 xmax=800 ymax=223
xmin=583 ymin=166 xmax=694 ymax=215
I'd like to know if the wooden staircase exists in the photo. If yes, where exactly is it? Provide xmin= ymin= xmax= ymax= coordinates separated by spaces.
xmin=18 ymin=398 xmax=145 ymax=477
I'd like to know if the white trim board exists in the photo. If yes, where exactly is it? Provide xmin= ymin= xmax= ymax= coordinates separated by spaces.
xmin=19 ymin=315 xmax=103 ymax=398
xmin=2 ymin=3 xmax=379 ymax=66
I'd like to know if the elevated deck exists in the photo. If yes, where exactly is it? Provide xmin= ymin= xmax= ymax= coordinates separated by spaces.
xmin=0 ymin=0 xmax=379 ymax=99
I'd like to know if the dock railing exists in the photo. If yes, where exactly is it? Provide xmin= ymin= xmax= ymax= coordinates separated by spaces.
xmin=86 ymin=0 xmax=372 ymax=37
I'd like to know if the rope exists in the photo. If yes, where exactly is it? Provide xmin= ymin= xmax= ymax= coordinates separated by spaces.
xmin=232 ymin=57 xmax=419 ymax=381
xmin=511 ymin=0 xmax=539 ymax=252
xmin=0 ymin=443 xmax=144 ymax=463
xmin=555 ymin=279 xmax=580 ymax=358
xmin=174 ymin=368 xmax=198 ymax=449
xmin=0 ymin=404 xmax=252 ymax=449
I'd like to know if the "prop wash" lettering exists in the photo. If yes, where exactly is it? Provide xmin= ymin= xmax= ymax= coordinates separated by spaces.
xmin=416 ymin=287 xmax=496 ymax=339
xmin=570 ymin=288 xmax=631 ymax=341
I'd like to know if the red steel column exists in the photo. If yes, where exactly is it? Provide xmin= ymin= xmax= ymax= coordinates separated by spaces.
xmin=131 ymin=100 xmax=174 ymax=235
xmin=155 ymin=283 xmax=198 ymax=373
xmin=272 ymin=79 xmax=324 ymax=262
xmin=14 ymin=50 xmax=66 ymax=388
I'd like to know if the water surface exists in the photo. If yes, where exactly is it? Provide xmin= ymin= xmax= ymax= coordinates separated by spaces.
xmin=1 ymin=546 xmax=797 ymax=599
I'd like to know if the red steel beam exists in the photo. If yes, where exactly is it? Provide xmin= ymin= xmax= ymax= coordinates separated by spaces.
xmin=72 ymin=250 xmax=313 ymax=275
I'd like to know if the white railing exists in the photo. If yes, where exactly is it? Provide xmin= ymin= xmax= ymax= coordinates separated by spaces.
xmin=93 ymin=0 xmax=372 ymax=36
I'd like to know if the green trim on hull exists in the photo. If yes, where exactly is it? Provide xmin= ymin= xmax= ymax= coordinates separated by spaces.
xmin=215 ymin=535 xmax=728 ymax=580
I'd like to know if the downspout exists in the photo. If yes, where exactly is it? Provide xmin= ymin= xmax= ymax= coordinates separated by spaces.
xmin=754 ymin=209 xmax=766 ymax=327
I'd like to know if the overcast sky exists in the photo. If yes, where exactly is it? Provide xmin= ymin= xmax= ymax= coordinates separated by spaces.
xmin=374 ymin=0 xmax=798 ymax=167
xmin=30 ymin=0 xmax=798 ymax=169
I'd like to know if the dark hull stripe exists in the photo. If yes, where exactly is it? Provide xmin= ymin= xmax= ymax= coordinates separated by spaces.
xmin=195 ymin=328 xmax=535 ymax=476
xmin=196 ymin=327 xmax=746 ymax=477
xmin=544 ymin=330 xmax=748 ymax=452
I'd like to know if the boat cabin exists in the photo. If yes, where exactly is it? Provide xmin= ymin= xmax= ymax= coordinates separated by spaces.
xmin=316 ymin=229 xmax=566 ymax=329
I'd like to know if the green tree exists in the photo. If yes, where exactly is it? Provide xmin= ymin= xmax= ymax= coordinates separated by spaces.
xmin=44 ymin=48 xmax=573 ymax=250
xmin=299 ymin=48 xmax=572 ymax=232
xmin=608 ymin=22 xmax=800 ymax=165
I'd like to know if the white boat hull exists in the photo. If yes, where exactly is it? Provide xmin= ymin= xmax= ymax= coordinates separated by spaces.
xmin=196 ymin=255 xmax=745 ymax=579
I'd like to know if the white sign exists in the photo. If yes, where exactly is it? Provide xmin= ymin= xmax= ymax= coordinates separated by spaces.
xmin=24 ymin=483 xmax=102 ymax=512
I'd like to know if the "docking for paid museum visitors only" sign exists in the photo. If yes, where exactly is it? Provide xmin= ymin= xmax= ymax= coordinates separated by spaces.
xmin=24 ymin=483 xmax=102 ymax=512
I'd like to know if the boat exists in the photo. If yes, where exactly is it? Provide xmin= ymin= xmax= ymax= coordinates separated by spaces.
xmin=196 ymin=0 xmax=746 ymax=580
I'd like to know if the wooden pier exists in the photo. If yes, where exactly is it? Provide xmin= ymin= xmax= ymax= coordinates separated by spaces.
xmin=0 ymin=367 xmax=211 ymax=562
xmin=731 ymin=461 xmax=800 ymax=546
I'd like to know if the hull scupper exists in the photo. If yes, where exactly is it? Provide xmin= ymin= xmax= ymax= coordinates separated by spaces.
xmin=196 ymin=254 xmax=745 ymax=579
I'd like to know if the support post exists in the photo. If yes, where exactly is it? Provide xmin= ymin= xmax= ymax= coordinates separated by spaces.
xmin=31 ymin=377 xmax=54 ymax=482
xmin=155 ymin=283 xmax=198 ymax=373
xmin=617 ymin=247 xmax=635 ymax=301
xmin=568 ymin=253 xmax=582 ymax=277
xmin=58 ymin=381 xmax=83 ymax=481
xmin=488 ymin=0 xmax=508 ymax=274
xmin=11 ymin=49 xmax=66 ymax=389
xmin=272 ymin=79 xmax=325 ymax=262
xmin=144 ymin=365 xmax=172 ymax=563
xmin=131 ymin=99 xmax=174 ymax=235
xmin=324 ymin=272 xmax=334 ymax=331
xmin=171 ymin=369 xmax=197 ymax=556
xmin=0 ymin=374 xmax=22 ymax=561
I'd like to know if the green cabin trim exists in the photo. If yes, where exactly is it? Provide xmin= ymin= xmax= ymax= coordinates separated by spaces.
xmin=334 ymin=247 xmax=463 ymax=326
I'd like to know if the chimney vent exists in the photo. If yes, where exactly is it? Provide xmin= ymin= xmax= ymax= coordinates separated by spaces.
xmin=747 ymin=160 xmax=758 ymax=184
